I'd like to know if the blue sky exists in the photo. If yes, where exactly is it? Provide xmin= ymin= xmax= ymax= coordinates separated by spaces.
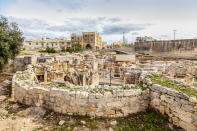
xmin=1 ymin=0 xmax=197 ymax=43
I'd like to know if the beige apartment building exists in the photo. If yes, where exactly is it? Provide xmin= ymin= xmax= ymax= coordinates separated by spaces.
xmin=71 ymin=32 xmax=104 ymax=49
xmin=25 ymin=37 xmax=71 ymax=50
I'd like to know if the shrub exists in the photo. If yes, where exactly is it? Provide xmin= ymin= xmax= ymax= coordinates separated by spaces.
xmin=39 ymin=47 xmax=58 ymax=53
xmin=72 ymin=44 xmax=82 ymax=52
xmin=61 ymin=47 xmax=66 ymax=52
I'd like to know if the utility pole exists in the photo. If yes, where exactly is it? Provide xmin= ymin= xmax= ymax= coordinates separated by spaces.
xmin=123 ymin=32 xmax=125 ymax=45
xmin=173 ymin=30 xmax=176 ymax=40
xmin=109 ymin=67 xmax=112 ymax=86
xmin=109 ymin=54 xmax=112 ymax=86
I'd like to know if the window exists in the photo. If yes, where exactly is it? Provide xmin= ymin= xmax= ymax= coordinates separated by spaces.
xmin=36 ymin=43 xmax=38 ymax=45
xmin=47 ymin=43 xmax=48 ymax=46
xmin=41 ymin=43 xmax=44 ymax=47
xmin=29 ymin=43 xmax=31 ymax=45
xmin=52 ymin=43 xmax=54 ymax=47
xmin=56 ymin=43 xmax=58 ymax=45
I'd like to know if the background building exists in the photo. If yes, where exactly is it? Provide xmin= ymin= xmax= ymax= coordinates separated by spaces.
xmin=71 ymin=33 xmax=83 ymax=45
xmin=71 ymin=32 xmax=103 ymax=49
xmin=25 ymin=37 xmax=71 ymax=50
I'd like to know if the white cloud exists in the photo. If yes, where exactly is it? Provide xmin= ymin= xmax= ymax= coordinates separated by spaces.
xmin=1 ymin=0 xmax=197 ymax=43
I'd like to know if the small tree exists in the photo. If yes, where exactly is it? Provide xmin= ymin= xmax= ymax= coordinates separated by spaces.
xmin=86 ymin=44 xmax=92 ymax=49
xmin=66 ymin=47 xmax=74 ymax=53
xmin=72 ymin=44 xmax=82 ymax=52
xmin=0 ymin=16 xmax=24 ymax=72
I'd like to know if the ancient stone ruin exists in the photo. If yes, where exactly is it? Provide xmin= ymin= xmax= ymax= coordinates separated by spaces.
xmin=10 ymin=52 xmax=197 ymax=131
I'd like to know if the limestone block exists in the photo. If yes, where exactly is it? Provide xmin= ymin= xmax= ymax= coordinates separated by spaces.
xmin=181 ymin=104 xmax=194 ymax=112
xmin=69 ymin=91 xmax=76 ymax=97
xmin=75 ymin=91 xmax=81 ymax=98
xmin=105 ymin=109 xmax=115 ymax=116
xmin=160 ymin=95 xmax=166 ymax=101
xmin=151 ymin=98 xmax=160 ymax=106
xmin=179 ymin=120 xmax=197 ymax=131
xmin=112 ymin=90 xmax=117 ymax=97
xmin=116 ymin=90 xmax=124 ymax=97
xmin=96 ymin=112 xmax=104 ymax=117
xmin=180 ymin=99 xmax=190 ymax=105
xmin=123 ymin=90 xmax=133 ymax=97
xmin=152 ymin=84 xmax=168 ymax=94
xmin=53 ymin=106 xmax=62 ymax=113
xmin=150 ymin=91 xmax=160 ymax=99
xmin=89 ymin=93 xmax=95 ymax=99
xmin=189 ymin=97 xmax=197 ymax=103
xmin=192 ymin=114 xmax=197 ymax=122
xmin=172 ymin=116 xmax=179 ymax=123
xmin=179 ymin=110 xmax=193 ymax=123
xmin=159 ymin=105 xmax=165 ymax=114
xmin=176 ymin=92 xmax=189 ymax=100
xmin=95 ymin=93 xmax=103 ymax=99
xmin=121 ymin=107 xmax=131 ymax=116
xmin=104 ymin=92 xmax=112 ymax=98
xmin=80 ymin=91 xmax=89 ymax=99
xmin=193 ymin=121 xmax=197 ymax=127
xmin=107 ymin=101 xmax=123 ymax=108
xmin=194 ymin=105 xmax=197 ymax=112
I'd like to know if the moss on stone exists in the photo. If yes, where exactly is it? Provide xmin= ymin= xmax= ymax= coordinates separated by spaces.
xmin=16 ymin=74 xmax=26 ymax=80
xmin=149 ymin=73 xmax=197 ymax=97
xmin=121 ymin=82 xmax=146 ymax=90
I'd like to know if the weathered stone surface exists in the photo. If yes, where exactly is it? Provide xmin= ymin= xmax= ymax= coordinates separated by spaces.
xmin=189 ymin=96 xmax=197 ymax=103
xmin=18 ymin=107 xmax=46 ymax=117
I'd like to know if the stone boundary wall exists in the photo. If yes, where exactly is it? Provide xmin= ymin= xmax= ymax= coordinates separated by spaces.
xmin=12 ymin=74 xmax=149 ymax=118
xmin=135 ymin=39 xmax=197 ymax=55
xmin=12 ymin=72 xmax=197 ymax=130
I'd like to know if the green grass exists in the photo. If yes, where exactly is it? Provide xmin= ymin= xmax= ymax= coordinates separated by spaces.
xmin=121 ymin=82 xmax=147 ymax=90
xmin=41 ymin=108 xmax=175 ymax=131
xmin=16 ymin=74 xmax=26 ymax=80
xmin=149 ymin=73 xmax=197 ymax=97
xmin=113 ymin=108 xmax=171 ymax=131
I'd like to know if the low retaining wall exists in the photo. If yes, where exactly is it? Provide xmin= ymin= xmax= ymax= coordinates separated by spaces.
xmin=12 ymin=72 xmax=197 ymax=131
xmin=12 ymin=74 xmax=149 ymax=118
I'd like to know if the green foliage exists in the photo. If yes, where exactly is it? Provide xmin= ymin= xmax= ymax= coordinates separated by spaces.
xmin=85 ymin=44 xmax=92 ymax=49
xmin=64 ymin=44 xmax=82 ymax=53
xmin=65 ymin=47 xmax=74 ymax=53
xmin=0 ymin=16 xmax=24 ymax=72
xmin=113 ymin=108 xmax=171 ymax=131
xmin=121 ymin=82 xmax=146 ymax=90
xmin=71 ymin=44 xmax=82 ymax=52
xmin=39 ymin=47 xmax=58 ymax=53
xmin=149 ymin=73 xmax=197 ymax=97
xmin=61 ymin=47 xmax=66 ymax=52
